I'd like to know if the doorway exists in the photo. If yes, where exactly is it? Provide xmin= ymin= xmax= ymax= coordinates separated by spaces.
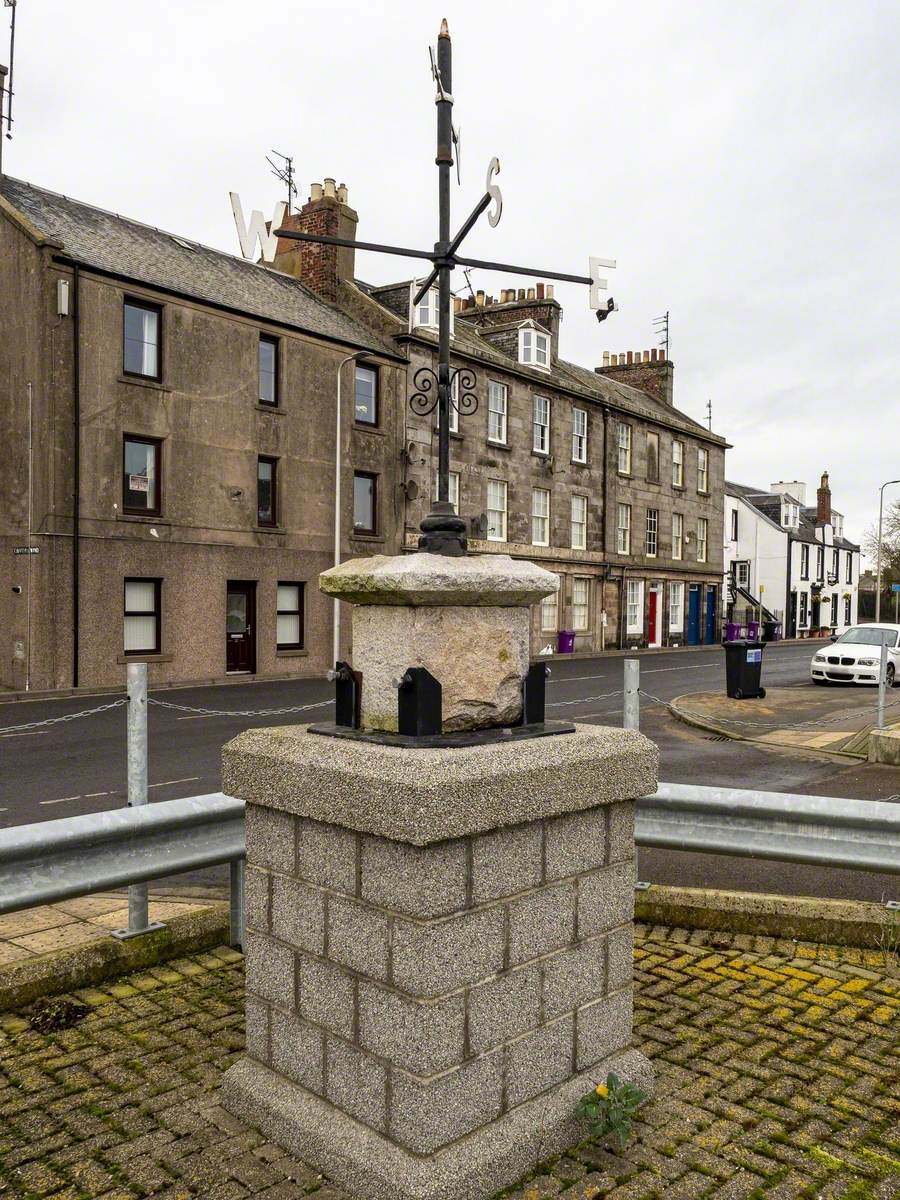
xmin=687 ymin=585 xmax=701 ymax=645
xmin=226 ymin=582 xmax=256 ymax=674
xmin=705 ymin=587 xmax=717 ymax=644
xmin=646 ymin=587 xmax=661 ymax=648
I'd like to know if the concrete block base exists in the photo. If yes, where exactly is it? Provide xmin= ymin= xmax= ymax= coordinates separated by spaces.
xmin=223 ymin=1047 xmax=653 ymax=1200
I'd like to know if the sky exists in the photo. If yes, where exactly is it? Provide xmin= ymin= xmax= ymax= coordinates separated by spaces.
xmin=4 ymin=0 xmax=899 ymax=550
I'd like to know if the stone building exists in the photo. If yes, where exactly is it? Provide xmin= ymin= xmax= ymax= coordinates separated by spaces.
xmin=0 ymin=176 xmax=406 ymax=691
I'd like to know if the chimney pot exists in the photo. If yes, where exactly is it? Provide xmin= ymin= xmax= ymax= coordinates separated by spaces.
xmin=476 ymin=289 xmax=485 ymax=306
xmin=527 ymin=287 xmax=536 ymax=300
xmin=546 ymin=284 xmax=554 ymax=298
xmin=626 ymin=351 xmax=633 ymax=365
xmin=323 ymin=178 xmax=336 ymax=198
xmin=536 ymin=283 xmax=545 ymax=299
xmin=337 ymin=184 xmax=348 ymax=204
xmin=310 ymin=182 xmax=323 ymax=202
xmin=602 ymin=351 xmax=610 ymax=366
xmin=518 ymin=288 xmax=525 ymax=300
xmin=643 ymin=350 xmax=650 ymax=362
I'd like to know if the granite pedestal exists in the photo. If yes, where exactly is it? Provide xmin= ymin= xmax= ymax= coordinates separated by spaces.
xmin=222 ymin=723 xmax=657 ymax=1200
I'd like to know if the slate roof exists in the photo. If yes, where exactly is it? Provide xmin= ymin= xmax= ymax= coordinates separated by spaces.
xmin=0 ymin=177 xmax=399 ymax=357
xmin=726 ymin=480 xmax=860 ymax=551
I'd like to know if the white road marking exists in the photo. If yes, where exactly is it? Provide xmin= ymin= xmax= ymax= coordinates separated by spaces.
xmin=0 ymin=729 xmax=47 ymax=738
xmin=83 ymin=791 xmax=109 ymax=798
xmin=40 ymin=795 xmax=82 ymax=805
xmin=148 ymin=776 xmax=200 ymax=788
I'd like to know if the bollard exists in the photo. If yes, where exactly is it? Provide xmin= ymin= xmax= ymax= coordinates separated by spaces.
xmin=878 ymin=638 xmax=888 ymax=730
xmin=624 ymin=657 xmax=640 ymax=729
xmin=112 ymin=662 xmax=164 ymax=939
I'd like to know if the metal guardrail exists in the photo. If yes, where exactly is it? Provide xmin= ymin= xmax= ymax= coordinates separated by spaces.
xmin=636 ymin=783 xmax=900 ymax=875
xmin=0 ymin=792 xmax=246 ymax=946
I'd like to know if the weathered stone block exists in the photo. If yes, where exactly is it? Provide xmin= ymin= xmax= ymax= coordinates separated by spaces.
xmin=297 ymin=818 xmax=358 ymax=894
xmin=467 ymin=965 xmax=542 ymax=1055
xmin=542 ymin=937 xmax=607 ymax=1019
xmin=391 ymin=907 xmax=505 ymax=998
xmin=576 ymin=988 xmax=632 ymax=1072
xmin=389 ymin=1054 xmax=504 ymax=1154
xmin=245 ymin=866 xmax=270 ymax=932
xmin=577 ymin=861 xmax=635 ymax=938
xmin=471 ymin=823 xmax=543 ymax=904
xmin=271 ymin=1009 xmax=325 ymax=1094
xmin=297 ymin=954 xmax=355 ymax=1039
xmin=544 ymin=806 xmax=608 ymax=880
xmin=244 ymin=932 xmax=295 ymax=1010
xmin=327 ymin=896 xmax=390 ymax=982
xmin=508 ymin=882 xmax=576 ymax=966
xmin=606 ymin=925 xmax=633 ymax=992
xmin=245 ymin=994 xmax=270 ymax=1063
xmin=506 ymin=1015 xmax=573 ymax=1108
xmin=608 ymin=802 xmax=636 ymax=863
xmin=246 ymin=803 xmax=295 ymax=873
xmin=326 ymin=1037 xmax=388 ymax=1133
xmin=357 ymin=981 xmax=465 ymax=1075
xmin=360 ymin=836 xmax=467 ymax=918
xmin=270 ymin=875 xmax=325 ymax=956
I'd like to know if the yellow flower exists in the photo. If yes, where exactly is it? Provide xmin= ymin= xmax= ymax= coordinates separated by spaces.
xmin=595 ymin=1083 xmax=609 ymax=1097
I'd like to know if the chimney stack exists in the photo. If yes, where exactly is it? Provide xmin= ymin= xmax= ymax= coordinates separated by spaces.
xmin=816 ymin=471 xmax=832 ymax=526
xmin=595 ymin=348 xmax=676 ymax=406
xmin=272 ymin=180 xmax=358 ymax=301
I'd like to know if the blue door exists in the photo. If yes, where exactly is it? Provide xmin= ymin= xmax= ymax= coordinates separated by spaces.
xmin=705 ymin=588 xmax=717 ymax=644
xmin=688 ymin=586 xmax=701 ymax=645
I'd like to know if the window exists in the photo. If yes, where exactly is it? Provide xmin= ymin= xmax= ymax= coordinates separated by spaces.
xmin=276 ymin=583 xmax=304 ymax=650
xmin=626 ymin=579 xmax=643 ymax=635
xmin=672 ymin=513 xmax=683 ymax=560
xmin=572 ymin=408 xmax=588 ymax=463
xmin=697 ymin=447 xmax=709 ymax=493
xmin=816 ymin=546 xmax=824 ymax=581
xmin=782 ymin=502 xmax=799 ymax=528
xmin=532 ymin=488 xmax=550 ymax=546
xmin=572 ymin=577 xmax=590 ymax=631
xmin=448 ymin=370 xmax=460 ymax=434
xmin=846 ymin=553 xmax=853 ymax=584
xmin=799 ymin=590 xmax=809 ymax=626
xmin=123 ymin=578 xmax=160 ymax=654
xmin=519 ymin=326 xmax=550 ymax=370
xmin=433 ymin=470 xmax=460 ymax=512
xmin=541 ymin=574 xmax=560 ymax=631
xmin=412 ymin=284 xmax=439 ymax=329
xmin=669 ymin=582 xmax=684 ymax=632
xmin=831 ymin=549 xmax=839 ymax=580
xmin=834 ymin=514 xmax=844 ymax=537
xmin=730 ymin=508 xmax=739 ymax=541
xmin=672 ymin=440 xmax=684 ymax=487
xmin=843 ymin=595 xmax=851 ymax=624
xmin=646 ymin=509 xmax=658 ymax=558
xmin=646 ymin=431 xmax=659 ymax=482
xmin=735 ymin=561 xmax=750 ymax=588
xmin=533 ymin=395 xmax=551 ymax=454
xmin=353 ymin=471 xmax=377 ymax=534
xmin=617 ymin=423 xmax=632 ymax=474
xmin=487 ymin=381 xmax=508 ymax=443
xmin=616 ymin=503 xmax=631 ymax=554
xmin=697 ymin=518 xmax=708 ymax=562
xmin=571 ymin=495 xmax=587 ymax=550
xmin=354 ymin=364 xmax=378 ymax=425
xmin=800 ymin=544 xmax=810 ymax=579
xmin=123 ymin=435 xmax=161 ymax=515
xmin=486 ymin=479 xmax=507 ymax=541
xmin=257 ymin=456 xmax=277 ymax=527
xmin=123 ymin=299 xmax=161 ymax=379
xmin=258 ymin=335 xmax=278 ymax=406
xmin=830 ymin=593 xmax=838 ymax=626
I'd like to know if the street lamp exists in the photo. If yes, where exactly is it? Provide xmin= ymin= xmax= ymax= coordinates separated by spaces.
xmin=333 ymin=350 xmax=372 ymax=666
xmin=875 ymin=478 xmax=900 ymax=622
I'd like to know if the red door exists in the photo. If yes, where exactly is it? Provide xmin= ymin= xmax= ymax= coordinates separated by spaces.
xmin=646 ymin=589 xmax=658 ymax=645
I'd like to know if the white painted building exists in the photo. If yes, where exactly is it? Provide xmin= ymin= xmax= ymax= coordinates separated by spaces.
xmin=724 ymin=474 xmax=860 ymax=638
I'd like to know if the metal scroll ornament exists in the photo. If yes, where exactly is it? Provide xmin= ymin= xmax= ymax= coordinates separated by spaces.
xmin=409 ymin=366 xmax=479 ymax=419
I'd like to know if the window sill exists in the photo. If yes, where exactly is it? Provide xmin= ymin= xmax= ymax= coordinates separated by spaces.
xmin=255 ymin=525 xmax=284 ymax=535
xmin=617 ymin=471 xmax=632 ymax=479
xmin=256 ymin=404 xmax=284 ymax=415
xmin=117 ymin=652 xmax=173 ymax=664
xmin=117 ymin=513 xmax=167 ymax=524
xmin=118 ymin=375 xmax=169 ymax=392
xmin=487 ymin=440 xmax=511 ymax=451
xmin=571 ymin=459 xmax=589 ymax=468
xmin=672 ymin=484 xmax=685 ymax=492
xmin=351 ymin=532 xmax=384 ymax=543
xmin=276 ymin=648 xmax=309 ymax=658
xmin=353 ymin=423 xmax=385 ymax=435
xmin=697 ymin=490 xmax=710 ymax=497
xmin=531 ymin=449 xmax=550 ymax=460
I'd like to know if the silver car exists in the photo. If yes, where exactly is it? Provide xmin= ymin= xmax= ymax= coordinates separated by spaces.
xmin=810 ymin=623 xmax=900 ymax=687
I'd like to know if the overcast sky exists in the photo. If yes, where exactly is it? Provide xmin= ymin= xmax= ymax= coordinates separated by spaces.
xmin=5 ymin=1 xmax=899 ymax=549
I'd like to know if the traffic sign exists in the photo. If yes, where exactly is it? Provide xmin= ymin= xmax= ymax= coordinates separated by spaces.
xmin=892 ymin=583 xmax=900 ymax=593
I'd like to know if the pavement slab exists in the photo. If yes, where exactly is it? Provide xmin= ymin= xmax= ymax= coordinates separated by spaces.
xmin=0 ymin=928 xmax=897 ymax=1200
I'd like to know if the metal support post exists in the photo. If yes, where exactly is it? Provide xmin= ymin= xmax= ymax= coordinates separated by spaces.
xmin=877 ymin=638 xmax=888 ymax=730
xmin=230 ymin=857 xmax=245 ymax=949
xmin=112 ymin=662 xmax=164 ymax=939
xmin=623 ymin=658 xmax=640 ymax=730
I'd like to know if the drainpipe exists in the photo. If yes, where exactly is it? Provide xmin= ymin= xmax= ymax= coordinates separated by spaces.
xmin=785 ymin=533 xmax=792 ymax=638
xmin=72 ymin=264 xmax=80 ymax=688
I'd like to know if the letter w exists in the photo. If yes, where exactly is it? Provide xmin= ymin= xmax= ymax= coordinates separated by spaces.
xmin=229 ymin=193 xmax=288 ymax=263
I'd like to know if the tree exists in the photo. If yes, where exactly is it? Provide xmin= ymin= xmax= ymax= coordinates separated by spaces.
xmin=864 ymin=499 xmax=900 ymax=593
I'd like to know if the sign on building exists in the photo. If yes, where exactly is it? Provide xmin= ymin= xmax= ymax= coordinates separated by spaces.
xmin=229 ymin=193 xmax=287 ymax=263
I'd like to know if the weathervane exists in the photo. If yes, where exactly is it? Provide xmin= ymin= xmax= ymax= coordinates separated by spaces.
xmin=276 ymin=19 xmax=617 ymax=556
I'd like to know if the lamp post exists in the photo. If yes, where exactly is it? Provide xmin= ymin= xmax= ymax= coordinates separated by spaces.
xmin=875 ymin=478 xmax=900 ymax=622
xmin=333 ymin=350 xmax=372 ymax=666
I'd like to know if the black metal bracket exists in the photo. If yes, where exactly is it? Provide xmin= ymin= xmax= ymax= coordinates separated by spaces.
xmin=409 ymin=365 xmax=479 ymax=420
xmin=329 ymin=661 xmax=361 ymax=729
xmin=521 ymin=661 xmax=550 ymax=725
xmin=397 ymin=667 xmax=442 ymax=737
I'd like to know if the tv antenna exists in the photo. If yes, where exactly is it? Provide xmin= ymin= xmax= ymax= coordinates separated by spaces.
xmin=0 ymin=0 xmax=17 ymax=172
xmin=266 ymin=149 xmax=297 ymax=214
xmin=653 ymin=309 xmax=670 ymax=359
xmin=705 ymin=398 xmax=712 ymax=431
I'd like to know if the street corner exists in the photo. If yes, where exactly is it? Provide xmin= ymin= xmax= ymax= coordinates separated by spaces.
xmin=669 ymin=685 xmax=885 ymax=757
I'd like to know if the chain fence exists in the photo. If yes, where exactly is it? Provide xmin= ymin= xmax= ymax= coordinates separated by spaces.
xmin=146 ymin=696 xmax=333 ymax=719
xmin=0 ymin=698 xmax=127 ymax=737
xmin=546 ymin=689 xmax=624 ymax=709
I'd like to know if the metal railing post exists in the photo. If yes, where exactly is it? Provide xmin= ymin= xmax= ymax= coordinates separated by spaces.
xmin=623 ymin=658 xmax=640 ymax=730
xmin=113 ymin=662 xmax=164 ymax=939
xmin=877 ymin=638 xmax=888 ymax=730
xmin=230 ymin=857 xmax=246 ymax=950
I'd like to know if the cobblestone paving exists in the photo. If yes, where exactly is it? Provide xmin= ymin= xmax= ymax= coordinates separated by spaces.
xmin=0 ymin=927 xmax=897 ymax=1200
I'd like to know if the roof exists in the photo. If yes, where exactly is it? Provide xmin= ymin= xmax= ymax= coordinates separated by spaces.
xmin=726 ymin=480 xmax=860 ymax=550
xmin=0 ymin=176 xmax=399 ymax=357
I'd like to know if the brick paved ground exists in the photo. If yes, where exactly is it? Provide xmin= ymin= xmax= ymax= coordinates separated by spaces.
xmin=0 ymin=926 xmax=897 ymax=1200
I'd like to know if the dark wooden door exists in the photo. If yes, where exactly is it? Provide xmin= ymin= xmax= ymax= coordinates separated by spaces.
xmin=226 ymin=582 xmax=256 ymax=674
xmin=646 ymin=589 xmax=658 ymax=645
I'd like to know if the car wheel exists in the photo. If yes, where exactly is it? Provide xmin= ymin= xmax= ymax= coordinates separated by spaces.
xmin=758 ymin=687 xmax=766 ymax=699
xmin=887 ymin=664 xmax=896 ymax=688
xmin=733 ymin=688 xmax=743 ymax=700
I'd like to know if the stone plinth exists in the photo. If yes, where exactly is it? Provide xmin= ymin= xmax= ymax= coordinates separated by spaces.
xmin=222 ymin=724 xmax=657 ymax=1200
xmin=318 ymin=553 xmax=557 ymax=732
